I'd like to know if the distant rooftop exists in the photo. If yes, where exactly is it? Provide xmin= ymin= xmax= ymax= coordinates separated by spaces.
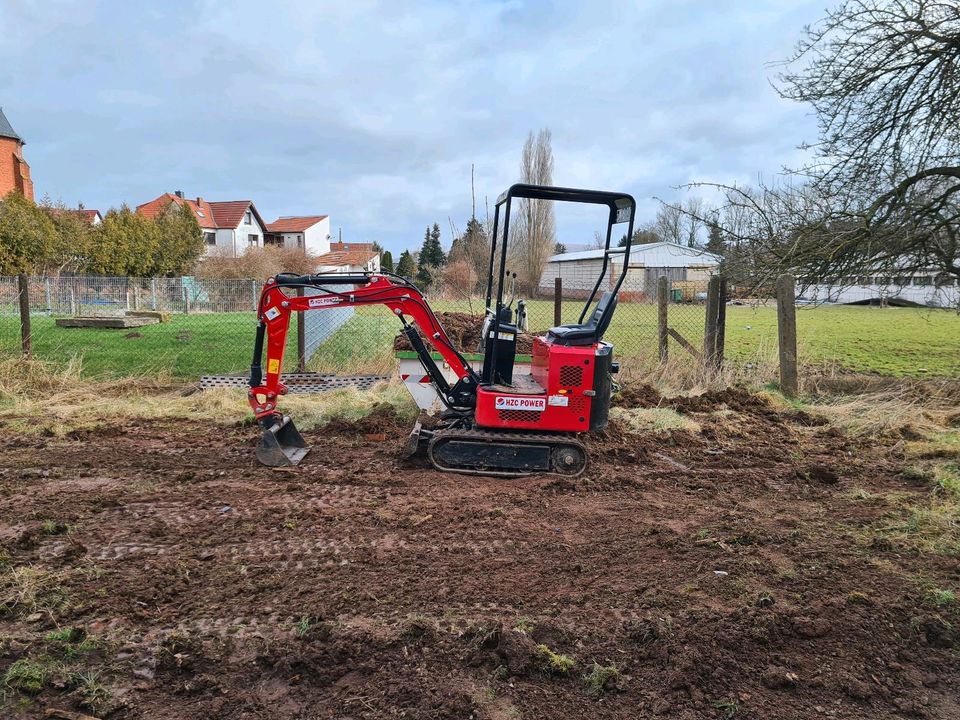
xmin=0 ymin=107 xmax=23 ymax=143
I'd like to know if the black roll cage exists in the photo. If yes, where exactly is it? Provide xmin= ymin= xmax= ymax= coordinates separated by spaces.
xmin=482 ymin=183 xmax=636 ymax=383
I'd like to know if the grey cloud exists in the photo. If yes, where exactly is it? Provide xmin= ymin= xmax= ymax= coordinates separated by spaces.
xmin=0 ymin=0 xmax=824 ymax=252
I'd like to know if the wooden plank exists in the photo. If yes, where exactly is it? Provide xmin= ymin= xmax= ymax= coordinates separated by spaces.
xmin=297 ymin=286 xmax=306 ymax=373
xmin=17 ymin=274 xmax=31 ymax=357
xmin=56 ymin=316 xmax=160 ymax=329
xmin=777 ymin=273 xmax=799 ymax=397
xmin=667 ymin=327 xmax=702 ymax=360
xmin=126 ymin=310 xmax=171 ymax=322
xmin=657 ymin=275 xmax=669 ymax=362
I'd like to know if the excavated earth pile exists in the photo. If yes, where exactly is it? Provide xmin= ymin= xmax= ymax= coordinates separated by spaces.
xmin=392 ymin=311 xmax=537 ymax=355
xmin=0 ymin=386 xmax=957 ymax=719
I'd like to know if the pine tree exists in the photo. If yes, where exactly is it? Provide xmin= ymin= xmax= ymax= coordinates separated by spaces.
xmin=706 ymin=223 xmax=724 ymax=255
xmin=395 ymin=249 xmax=415 ymax=277
xmin=381 ymin=249 xmax=394 ymax=272
xmin=416 ymin=223 xmax=446 ymax=288
xmin=554 ymin=241 xmax=567 ymax=254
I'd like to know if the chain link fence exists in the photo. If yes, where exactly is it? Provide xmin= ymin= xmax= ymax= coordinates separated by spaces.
xmin=0 ymin=272 xmax=727 ymax=381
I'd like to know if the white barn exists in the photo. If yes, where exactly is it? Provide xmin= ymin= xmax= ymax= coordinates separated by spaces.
xmin=539 ymin=241 xmax=722 ymax=299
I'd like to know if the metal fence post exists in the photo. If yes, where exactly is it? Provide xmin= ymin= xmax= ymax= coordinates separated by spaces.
xmin=44 ymin=278 xmax=52 ymax=315
xmin=554 ymin=277 xmax=562 ymax=326
xmin=251 ymin=279 xmax=257 ymax=312
xmin=183 ymin=283 xmax=191 ymax=315
xmin=777 ymin=274 xmax=799 ymax=397
xmin=17 ymin=274 xmax=31 ymax=357
xmin=151 ymin=277 xmax=158 ymax=310
xmin=657 ymin=276 xmax=669 ymax=362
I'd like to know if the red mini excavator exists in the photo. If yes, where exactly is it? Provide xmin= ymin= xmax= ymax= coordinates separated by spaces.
xmin=247 ymin=184 xmax=635 ymax=476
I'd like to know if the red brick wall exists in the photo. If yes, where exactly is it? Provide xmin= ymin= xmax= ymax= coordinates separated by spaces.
xmin=0 ymin=137 xmax=34 ymax=201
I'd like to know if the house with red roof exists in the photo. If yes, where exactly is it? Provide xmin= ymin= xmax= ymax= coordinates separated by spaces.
xmin=315 ymin=242 xmax=380 ymax=273
xmin=78 ymin=208 xmax=103 ymax=225
xmin=136 ymin=191 xmax=267 ymax=257
xmin=264 ymin=215 xmax=331 ymax=256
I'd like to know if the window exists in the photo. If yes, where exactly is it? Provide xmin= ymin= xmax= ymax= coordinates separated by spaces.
xmin=244 ymin=210 xmax=252 ymax=225
xmin=204 ymin=232 xmax=216 ymax=245
xmin=248 ymin=234 xmax=258 ymax=247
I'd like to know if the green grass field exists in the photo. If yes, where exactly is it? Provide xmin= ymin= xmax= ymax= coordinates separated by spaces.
xmin=1 ymin=301 xmax=958 ymax=379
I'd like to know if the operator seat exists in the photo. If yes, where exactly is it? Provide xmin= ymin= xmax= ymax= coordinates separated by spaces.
xmin=546 ymin=291 xmax=618 ymax=346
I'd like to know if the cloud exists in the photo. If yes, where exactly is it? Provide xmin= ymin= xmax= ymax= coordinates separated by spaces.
xmin=0 ymin=0 xmax=824 ymax=252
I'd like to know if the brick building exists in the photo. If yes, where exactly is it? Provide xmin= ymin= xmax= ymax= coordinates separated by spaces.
xmin=0 ymin=108 xmax=33 ymax=200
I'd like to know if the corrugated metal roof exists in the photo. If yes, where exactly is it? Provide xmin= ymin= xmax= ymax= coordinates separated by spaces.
xmin=547 ymin=241 xmax=721 ymax=267
xmin=0 ymin=108 xmax=23 ymax=143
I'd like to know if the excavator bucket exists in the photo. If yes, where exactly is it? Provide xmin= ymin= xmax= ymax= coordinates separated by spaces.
xmin=256 ymin=415 xmax=310 ymax=467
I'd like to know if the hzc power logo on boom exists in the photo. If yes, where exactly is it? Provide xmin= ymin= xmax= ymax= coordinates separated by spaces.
xmin=494 ymin=396 xmax=546 ymax=411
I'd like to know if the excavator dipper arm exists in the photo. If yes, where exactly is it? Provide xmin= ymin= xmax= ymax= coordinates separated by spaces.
xmin=247 ymin=272 xmax=477 ymax=465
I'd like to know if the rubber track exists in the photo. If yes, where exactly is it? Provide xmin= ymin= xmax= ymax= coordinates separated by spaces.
xmin=427 ymin=427 xmax=587 ymax=477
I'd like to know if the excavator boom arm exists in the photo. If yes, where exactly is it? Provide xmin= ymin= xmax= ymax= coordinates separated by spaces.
xmin=248 ymin=272 xmax=474 ymax=421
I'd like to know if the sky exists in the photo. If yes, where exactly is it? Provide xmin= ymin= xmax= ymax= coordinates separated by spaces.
xmin=0 ymin=0 xmax=825 ymax=254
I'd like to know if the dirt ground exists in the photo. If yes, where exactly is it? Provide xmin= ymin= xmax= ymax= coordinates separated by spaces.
xmin=0 ymin=386 xmax=957 ymax=719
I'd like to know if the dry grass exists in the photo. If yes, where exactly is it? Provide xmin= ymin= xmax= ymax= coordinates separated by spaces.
xmin=610 ymin=406 xmax=701 ymax=433
xmin=0 ymin=356 xmax=417 ymax=436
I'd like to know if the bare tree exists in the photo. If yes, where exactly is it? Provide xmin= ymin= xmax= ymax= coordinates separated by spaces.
xmin=683 ymin=197 xmax=707 ymax=247
xmin=653 ymin=203 xmax=684 ymax=245
xmin=699 ymin=1 xmax=960 ymax=290
xmin=511 ymin=128 xmax=556 ymax=296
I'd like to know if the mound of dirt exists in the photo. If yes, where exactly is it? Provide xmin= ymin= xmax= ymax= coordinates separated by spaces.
xmin=320 ymin=403 xmax=408 ymax=437
xmin=393 ymin=311 xmax=536 ymax=355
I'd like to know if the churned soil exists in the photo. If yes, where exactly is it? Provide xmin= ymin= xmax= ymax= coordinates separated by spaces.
xmin=393 ymin=311 xmax=537 ymax=355
xmin=0 ymin=386 xmax=957 ymax=719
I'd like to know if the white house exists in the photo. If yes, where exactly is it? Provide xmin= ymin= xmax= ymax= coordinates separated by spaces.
xmin=137 ymin=191 xmax=268 ymax=257
xmin=264 ymin=215 xmax=331 ymax=255
xmin=315 ymin=242 xmax=381 ymax=273
xmin=540 ymin=241 xmax=722 ymax=298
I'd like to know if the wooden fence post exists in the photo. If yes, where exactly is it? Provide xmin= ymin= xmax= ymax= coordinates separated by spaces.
xmin=17 ymin=274 xmax=31 ymax=358
xmin=657 ymin=276 xmax=669 ymax=362
xmin=297 ymin=287 xmax=306 ymax=373
xmin=715 ymin=277 xmax=727 ymax=370
xmin=777 ymin=274 xmax=799 ymax=397
xmin=703 ymin=275 xmax=720 ymax=370
xmin=554 ymin=277 xmax=562 ymax=327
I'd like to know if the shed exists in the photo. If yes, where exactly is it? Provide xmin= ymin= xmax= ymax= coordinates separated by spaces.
xmin=539 ymin=241 xmax=722 ymax=299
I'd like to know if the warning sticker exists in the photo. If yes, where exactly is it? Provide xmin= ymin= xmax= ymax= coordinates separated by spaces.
xmin=548 ymin=395 xmax=569 ymax=407
xmin=267 ymin=359 xmax=280 ymax=374
xmin=308 ymin=296 xmax=342 ymax=308
xmin=264 ymin=306 xmax=280 ymax=321
xmin=494 ymin=395 xmax=546 ymax=411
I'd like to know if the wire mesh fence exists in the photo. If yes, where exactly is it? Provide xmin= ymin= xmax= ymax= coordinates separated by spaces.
xmin=0 ymin=272 xmax=729 ymax=381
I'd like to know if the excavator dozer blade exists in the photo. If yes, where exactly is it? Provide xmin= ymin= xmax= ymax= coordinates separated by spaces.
xmin=402 ymin=420 xmax=423 ymax=459
xmin=256 ymin=415 xmax=310 ymax=467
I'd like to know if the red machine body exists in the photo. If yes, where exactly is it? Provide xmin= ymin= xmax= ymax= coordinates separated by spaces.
xmin=474 ymin=337 xmax=596 ymax=433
